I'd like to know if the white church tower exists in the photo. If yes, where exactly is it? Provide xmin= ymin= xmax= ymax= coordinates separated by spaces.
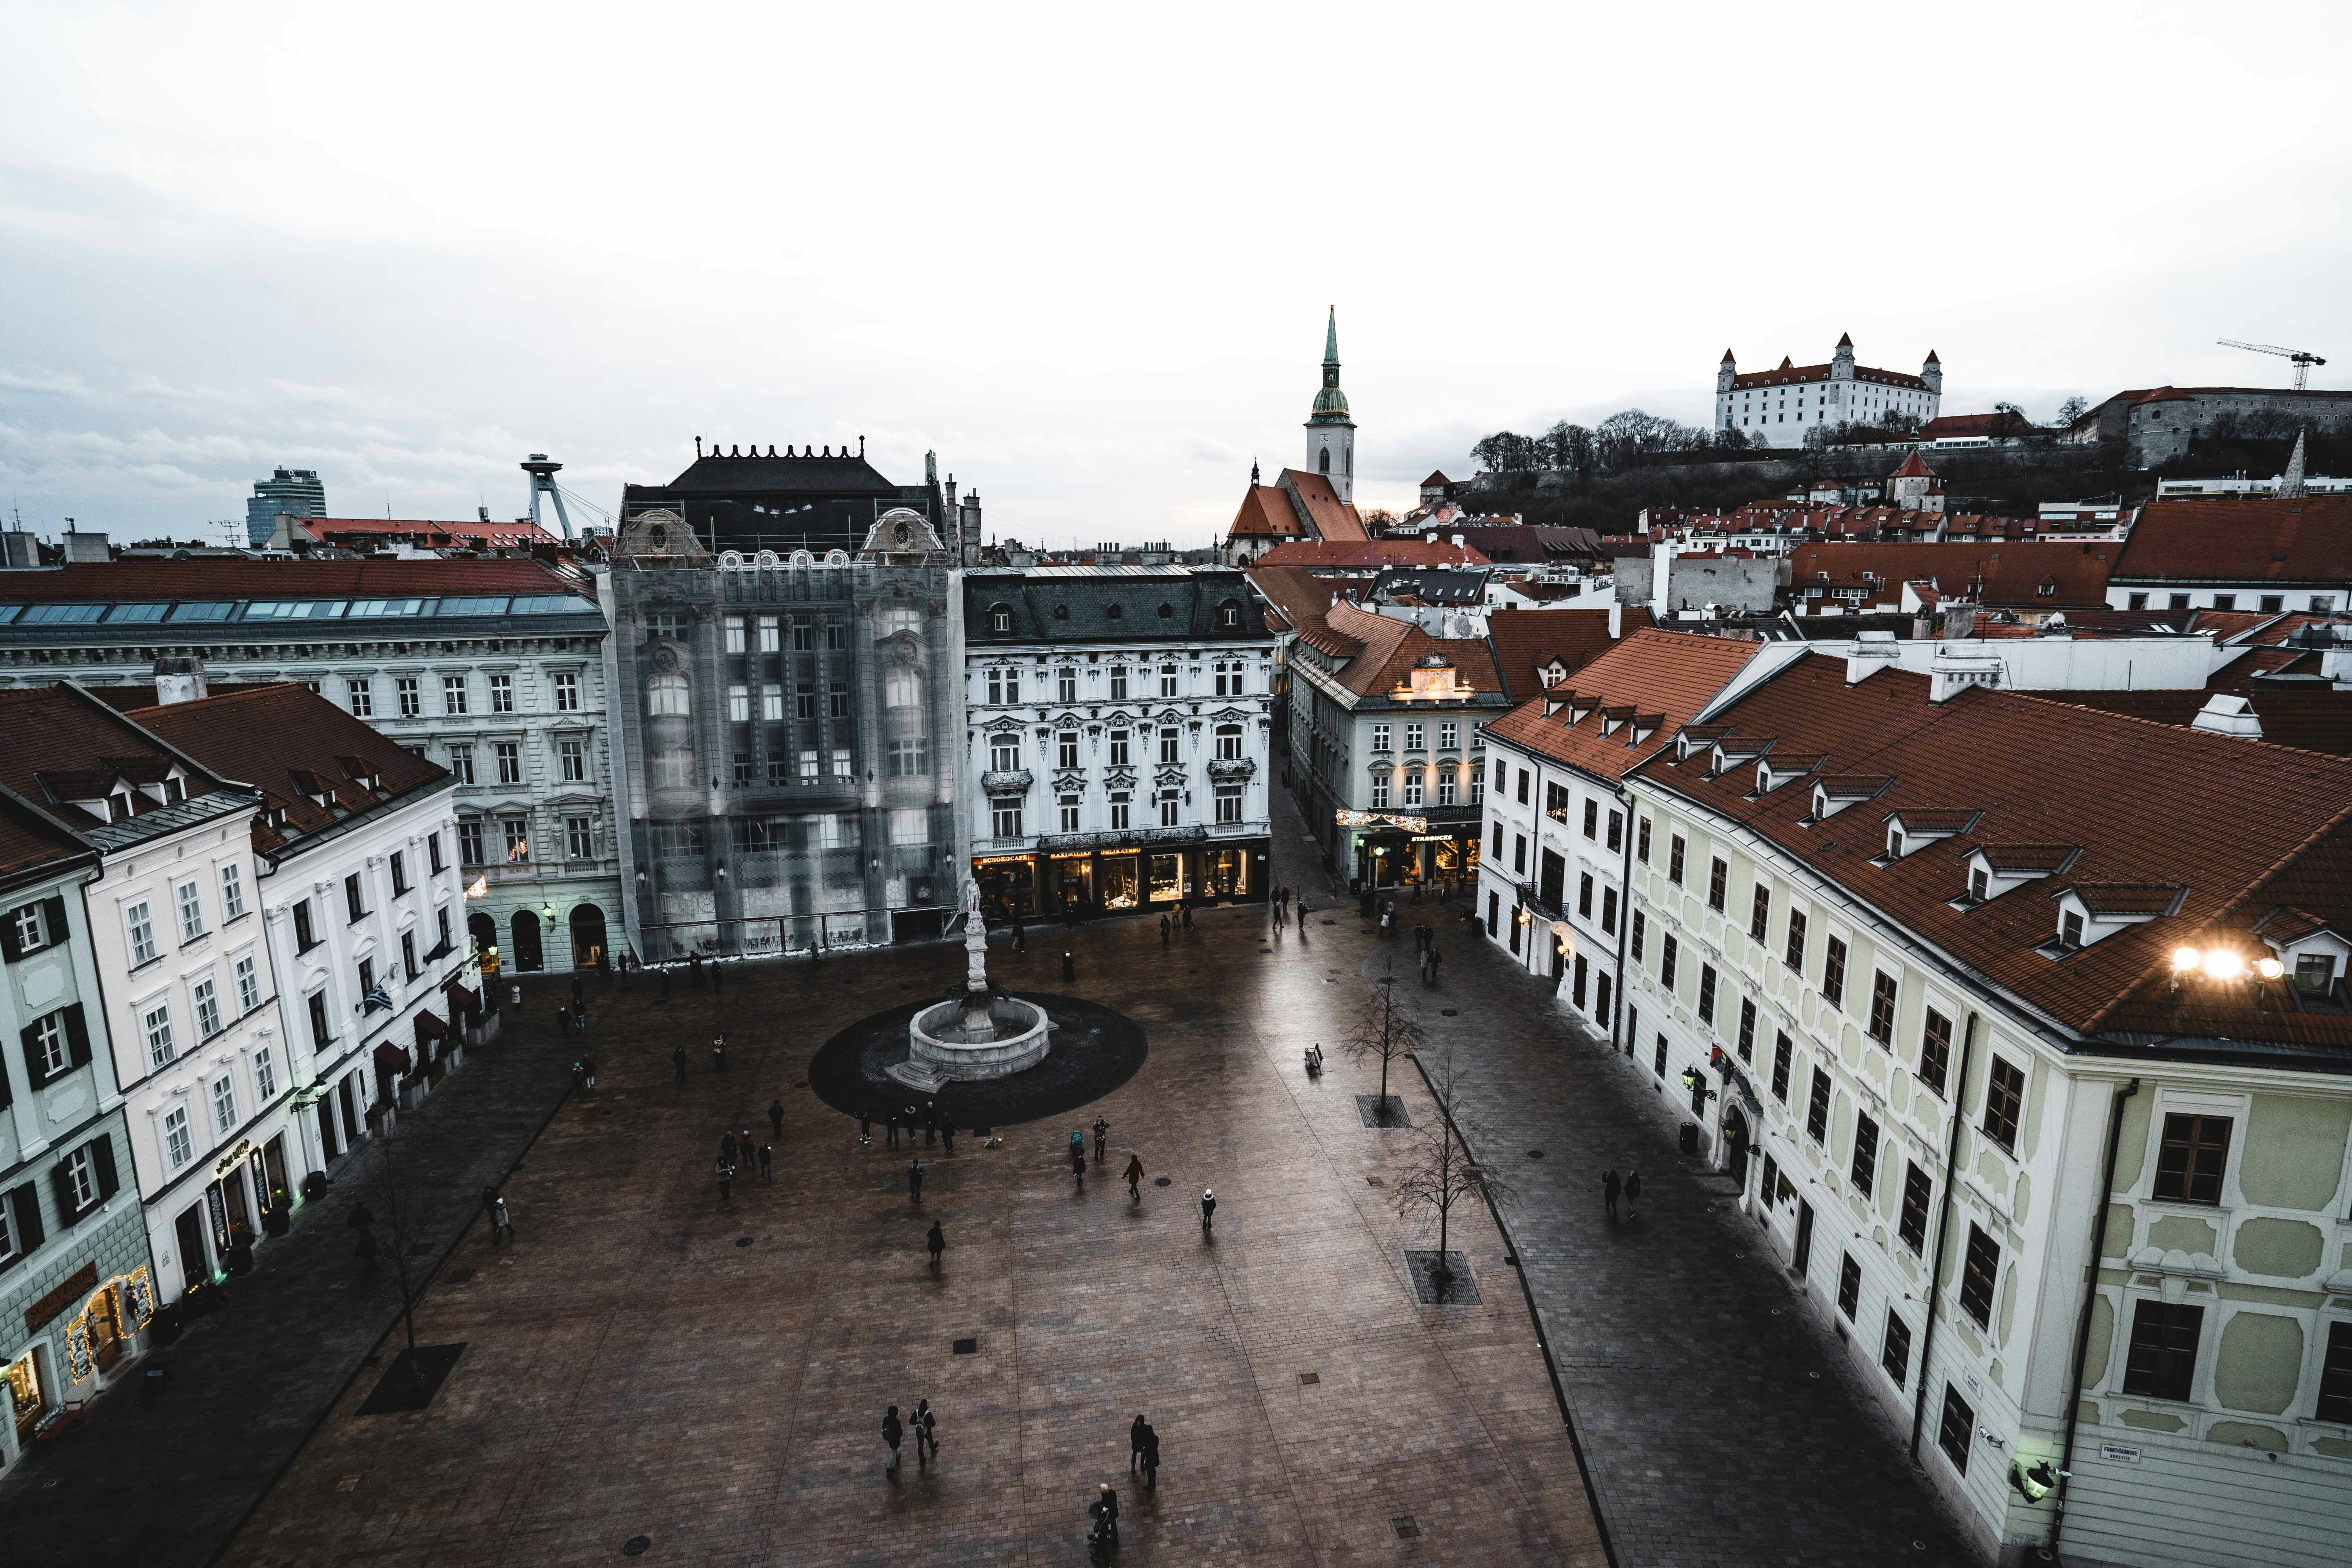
xmin=1304 ymin=306 xmax=1356 ymax=502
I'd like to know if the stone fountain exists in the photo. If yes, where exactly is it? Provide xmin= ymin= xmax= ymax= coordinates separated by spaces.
xmin=887 ymin=880 xmax=1051 ymax=1093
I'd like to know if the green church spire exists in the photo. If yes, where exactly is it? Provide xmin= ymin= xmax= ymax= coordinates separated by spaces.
xmin=1309 ymin=305 xmax=1351 ymax=426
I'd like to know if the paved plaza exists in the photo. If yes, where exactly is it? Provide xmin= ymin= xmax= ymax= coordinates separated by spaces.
xmin=6 ymin=792 xmax=1988 ymax=1568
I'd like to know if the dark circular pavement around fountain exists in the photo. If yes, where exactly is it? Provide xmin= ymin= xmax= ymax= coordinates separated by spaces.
xmin=806 ymin=991 xmax=1147 ymax=1130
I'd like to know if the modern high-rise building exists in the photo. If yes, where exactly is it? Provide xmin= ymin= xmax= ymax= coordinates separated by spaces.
xmin=244 ymin=468 xmax=325 ymax=548
xmin=604 ymin=468 xmax=967 ymax=962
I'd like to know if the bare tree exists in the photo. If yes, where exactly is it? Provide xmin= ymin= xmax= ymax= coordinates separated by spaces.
xmin=1342 ymin=963 xmax=1421 ymax=1123
xmin=2056 ymin=395 xmax=2088 ymax=428
xmin=1392 ymin=1045 xmax=1516 ymax=1285
xmin=1361 ymin=507 xmax=1399 ymax=534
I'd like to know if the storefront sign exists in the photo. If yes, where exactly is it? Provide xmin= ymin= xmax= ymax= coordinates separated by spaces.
xmin=24 ymin=1262 xmax=96 ymax=1336
xmin=214 ymin=1139 xmax=253 ymax=1177
xmin=2098 ymin=1443 xmax=2141 ymax=1464
xmin=1335 ymin=810 xmax=1428 ymax=834
xmin=1410 ymin=835 xmax=1453 ymax=843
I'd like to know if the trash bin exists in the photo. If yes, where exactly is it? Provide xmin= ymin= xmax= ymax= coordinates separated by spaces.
xmin=1679 ymin=1123 xmax=1699 ymax=1156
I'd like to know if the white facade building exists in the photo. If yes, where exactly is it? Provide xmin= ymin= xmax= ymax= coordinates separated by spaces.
xmin=961 ymin=566 xmax=1274 ymax=923
xmin=1718 ymin=335 xmax=1942 ymax=439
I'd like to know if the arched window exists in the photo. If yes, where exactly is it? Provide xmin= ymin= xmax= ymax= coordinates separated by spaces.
xmin=885 ymin=670 xmax=924 ymax=710
xmin=1318 ymin=447 xmax=1331 ymax=475
xmin=1215 ymin=724 xmax=1242 ymax=760
xmin=988 ymin=604 xmax=1013 ymax=633
xmin=646 ymin=672 xmax=690 ymax=716
xmin=1218 ymin=601 xmax=1241 ymax=628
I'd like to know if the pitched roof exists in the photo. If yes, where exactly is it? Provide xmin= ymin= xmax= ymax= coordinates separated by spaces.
xmin=1321 ymin=602 xmax=1502 ymax=700
xmin=1730 ymin=361 xmax=1929 ymax=392
xmin=1630 ymin=655 xmax=2352 ymax=1054
xmin=1891 ymin=450 xmax=1937 ymax=478
xmin=1483 ymin=629 xmax=1759 ymax=783
xmin=0 ymin=687 xmax=250 ymax=852
xmin=1784 ymin=541 xmax=2115 ymax=608
xmin=294 ymin=516 xmax=559 ymax=548
xmin=2035 ymin=686 xmax=2352 ymax=759
xmin=1227 ymin=484 xmax=1306 ymax=542
xmin=1251 ymin=537 xmax=1492 ymax=572
xmin=120 ymin=684 xmax=451 ymax=859
xmin=1446 ymin=524 xmax=1608 ymax=564
xmin=2111 ymin=496 xmax=2352 ymax=585
xmin=962 ymin=568 xmax=1264 ymax=646
xmin=1421 ymin=470 xmax=1453 ymax=487
xmin=1243 ymin=564 xmax=1340 ymax=638
xmin=1278 ymin=470 xmax=1369 ymax=543
xmin=1483 ymin=608 xmax=1652 ymax=703
xmin=657 ymin=448 xmax=902 ymax=494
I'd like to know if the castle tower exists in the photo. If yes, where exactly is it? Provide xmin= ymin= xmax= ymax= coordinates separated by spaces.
xmin=1717 ymin=349 xmax=1737 ymax=395
xmin=1304 ymin=306 xmax=1356 ymax=502
xmin=1832 ymin=332 xmax=1856 ymax=383
xmin=1922 ymin=349 xmax=1943 ymax=397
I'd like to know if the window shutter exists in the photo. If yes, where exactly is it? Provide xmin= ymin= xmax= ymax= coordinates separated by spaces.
xmin=18 ymin=1020 xmax=45 ymax=1091
xmin=50 ymin=1161 xmax=78 ymax=1222
xmin=0 ymin=1045 xmax=10 ymax=1111
xmin=63 ymin=1004 xmax=90 ymax=1069
xmin=42 ymin=897 xmax=66 ymax=952
xmin=92 ymin=1137 xmax=118 ymax=1201
xmin=10 ymin=1183 xmax=42 ymax=1254
xmin=0 ymin=909 xmax=20 ymax=964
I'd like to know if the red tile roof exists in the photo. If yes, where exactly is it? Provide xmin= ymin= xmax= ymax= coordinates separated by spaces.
xmin=2035 ymin=685 xmax=2352 ymax=759
xmin=0 ymin=687 xmax=230 ymax=838
xmin=1631 ymin=655 xmax=2352 ymax=1051
xmin=1321 ymin=603 xmax=1503 ymax=699
xmin=1484 ymin=608 xmax=1653 ymax=703
xmin=1730 ymin=361 xmax=1929 ymax=392
xmin=1278 ymin=470 xmax=1369 ymax=543
xmin=294 ymin=516 xmax=558 ymax=548
xmin=119 ymin=684 xmax=450 ymax=859
xmin=1786 ymin=541 xmax=2115 ymax=609
xmin=2112 ymin=496 xmax=2352 ymax=585
xmin=1251 ymin=538 xmax=1492 ymax=572
xmin=1483 ymin=629 xmax=1759 ymax=783
xmin=1891 ymin=451 xmax=1937 ymax=478
xmin=1227 ymin=484 xmax=1305 ymax=542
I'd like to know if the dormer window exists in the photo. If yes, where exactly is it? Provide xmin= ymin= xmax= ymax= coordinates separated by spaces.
xmin=1888 ymin=829 xmax=1905 ymax=860
xmin=2294 ymin=954 xmax=2337 ymax=995
xmin=989 ymin=604 xmax=1013 ymax=633
xmin=1971 ymin=867 xmax=1989 ymax=902
xmin=109 ymin=790 xmax=133 ymax=822
xmin=2059 ymin=909 xmax=2084 ymax=950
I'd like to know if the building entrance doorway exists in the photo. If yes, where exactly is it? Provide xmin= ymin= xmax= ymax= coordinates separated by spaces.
xmin=569 ymin=903 xmax=607 ymax=969
xmin=1203 ymin=847 xmax=1247 ymax=900
xmin=1794 ymin=1198 xmax=1815 ymax=1278
xmin=468 ymin=911 xmax=499 ymax=974
xmin=509 ymin=909 xmax=544 ymax=973
xmin=174 ymin=1204 xmax=210 ymax=1295
xmin=83 ymin=1288 xmax=125 ymax=1374
xmin=1723 ymin=1104 xmax=1751 ymax=1186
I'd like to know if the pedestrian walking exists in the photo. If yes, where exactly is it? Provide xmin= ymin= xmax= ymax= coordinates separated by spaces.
xmin=926 ymin=1219 xmax=946 ymax=1269
xmin=1092 ymin=1116 xmax=1109 ymax=1163
xmin=721 ymin=1131 xmax=738 ymax=1169
xmin=1159 ymin=913 xmax=1171 ymax=948
xmin=1123 ymin=1153 xmax=1144 ymax=1201
xmin=1298 ymin=900 xmax=1308 ymax=932
xmin=659 ymin=968 xmax=671 ymax=1003
xmin=711 ymin=1033 xmax=727 ymax=1072
xmin=859 ymin=1107 xmax=873 ymax=1145
xmin=908 ymin=1157 xmax=925 ymax=1203
xmin=1625 ymin=1169 xmax=1642 ymax=1218
xmin=1092 ymin=1482 xmax=1120 ymax=1546
xmin=492 ymin=1195 xmax=514 ymax=1244
xmin=1429 ymin=946 xmax=1443 ymax=986
xmin=923 ymin=1101 xmax=938 ymax=1147
xmin=597 ymin=948 xmax=611 ymax=984
xmin=886 ymin=1109 xmax=901 ymax=1149
xmin=672 ymin=1045 xmax=688 ymax=1086
xmin=1130 ymin=1413 xmax=1149 ymax=1474
xmin=716 ymin=1157 xmax=736 ymax=1201
xmin=740 ymin=1125 xmax=755 ymax=1162
xmin=1069 ymin=1140 xmax=1087 ymax=1185
xmin=481 ymin=1184 xmax=500 ymax=1227
xmin=557 ymin=1004 xmax=570 ymax=1033
xmin=1181 ymin=902 xmax=1193 ymax=930
xmin=509 ymin=981 xmax=522 ymax=1011
xmin=1200 ymin=1187 xmax=1216 ymax=1234
xmin=763 ymin=1101 xmax=782 ymax=1144
xmin=1602 ymin=1168 xmax=1621 ymax=1220
xmin=1140 ymin=1422 xmax=1160 ymax=1490
xmin=882 ymin=1405 xmax=904 ymax=1477
xmin=582 ymin=1054 xmax=597 ymax=1088
xmin=1418 ymin=948 xmax=1433 ymax=987
xmin=757 ymin=1142 xmax=773 ymax=1181
xmin=913 ymin=1398 xmax=938 ymax=1463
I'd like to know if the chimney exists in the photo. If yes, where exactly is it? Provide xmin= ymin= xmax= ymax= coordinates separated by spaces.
xmin=1607 ymin=601 xmax=1622 ymax=639
xmin=1846 ymin=629 xmax=1900 ymax=685
xmin=478 ymin=505 xmax=491 ymax=522
xmin=153 ymin=655 xmax=209 ymax=705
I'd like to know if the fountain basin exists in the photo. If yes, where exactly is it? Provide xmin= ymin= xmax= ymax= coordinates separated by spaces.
xmin=887 ymin=993 xmax=1051 ymax=1091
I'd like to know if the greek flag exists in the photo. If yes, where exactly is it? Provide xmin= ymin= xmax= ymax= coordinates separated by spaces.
xmin=364 ymin=983 xmax=395 ymax=1014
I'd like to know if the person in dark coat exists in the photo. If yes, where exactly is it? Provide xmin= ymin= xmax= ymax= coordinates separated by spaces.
xmin=886 ymin=1109 xmax=900 ymax=1149
xmin=689 ymin=952 xmax=703 ymax=989
xmin=1093 ymin=1116 xmax=1109 ymax=1163
xmin=927 ymin=1219 xmax=945 ymax=1269
xmin=908 ymin=1157 xmax=925 ymax=1203
xmin=1160 ymin=913 xmax=1171 ymax=948
xmin=711 ymin=961 xmax=722 ymax=994
xmin=757 ymin=1142 xmax=773 ymax=1181
xmin=672 ymin=1045 xmax=688 ymax=1087
xmin=859 ymin=1107 xmax=873 ymax=1146
xmin=1602 ymin=1168 xmax=1622 ymax=1220
xmin=720 ymin=1131 xmax=738 ymax=1169
xmin=711 ymin=1033 xmax=727 ymax=1072
xmin=571 ymin=974 xmax=585 ymax=1010
xmin=1140 ymin=1421 xmax=1160 ymax=1490
xmin=913 ymin=1398 xmax=938 ymax=1464
xmin=882 ymin=1405 xmax=903 ymax=1476
xmin=922 ymin=1101 xmax=938 ymax=1147
xmin=715 ymin=1157 xmax=735 ymax=1201
xmin=1123 ymin=1154 xmax=1145 ymax=1201
xmin=769 ymin=1098 xmax=785 ymax=1140
xmin=1062 ymin=949 xmax=1075 ymax=981
xmin=481 ymin=1185 xmax=500 ymax=1228
xmin=1200 ymin=1187 xmax=1216 ymax=1233
xmin=1069 ymin=1140 xmax=1086 ymax=1184
xmin=1625 ymin=1169 xmax=1642 ymax=1218
xmin=1181 ymin=902 xmax=1193 ymax=930
xmin=1130 ymin=1413 xmax=1149 ymax=1474
xmin=1092 ymin=1483 xmax=1120 ymax=1545
xmin=1012 ymin=918 xmax=1025 ymax=953
xmin=940 ymin=1121 xmax=955 ymax=1155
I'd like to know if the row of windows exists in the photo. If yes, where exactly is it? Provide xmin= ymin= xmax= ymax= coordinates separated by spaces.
xmin=2122 ymin=591 xmax=2335 ymax=614
xmin=346 ymin=669 xmax=583 ymax=719
xmin=0 ymin=595 xmax=587 ymax=628
xmin=989 ymin=724 xmax=1248 ymax=771
xmin=989 ymin=785 xmax=1246 ymax=838
xmin=1372 ymin=722 xmax=1465 ymax=753
xmin=454 ymin=815 xmax=599 ymax=865
xmin=122 ymin=860 xmax=252 ymax=969
xmin=980 ymin=662 xmax=1256 ymax=704
xmin=440 ymin=737 xmax=592 ymax=788
xmin=1372 ymin=771 xmax=1476 ymax=810
xmin=723 ymin=615 xmax=849 ymax=654
xmin=0 ymin=1136 xmax=118 ymax=1270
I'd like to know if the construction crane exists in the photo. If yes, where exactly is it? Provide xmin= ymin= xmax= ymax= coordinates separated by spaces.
xmin=2217 ymin=339 xmax=2327 ymax=389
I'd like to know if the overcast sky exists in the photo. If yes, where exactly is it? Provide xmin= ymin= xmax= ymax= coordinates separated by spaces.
xmin=3 ymin=1 xmax=2347 ymax=548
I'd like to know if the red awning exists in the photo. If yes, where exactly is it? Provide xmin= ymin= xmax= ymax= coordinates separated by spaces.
xmin=414 ymin=1009 xmax=447 ymax=1041
xmin=444 ymin=982 xmax=477 ymax=1013
xmin=372 ymin=1040 xmax=411 ymax=1075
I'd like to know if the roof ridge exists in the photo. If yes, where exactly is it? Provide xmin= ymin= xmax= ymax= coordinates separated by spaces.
xmin=1999 ymin=687 xmax=2352 ymax=770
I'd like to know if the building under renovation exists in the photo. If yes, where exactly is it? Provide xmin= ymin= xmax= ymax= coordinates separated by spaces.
xmin=601 ymin=488 xmax=967 ymax=961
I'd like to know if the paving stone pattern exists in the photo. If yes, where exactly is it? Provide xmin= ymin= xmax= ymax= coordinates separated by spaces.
xmin=0 ymin=1004 xmax=584 ymax=1568
xmin=220 ymin=882 xmax=1605 ymax=1564
xmin=1305 ymin=795 xmax=1984 ymax=1566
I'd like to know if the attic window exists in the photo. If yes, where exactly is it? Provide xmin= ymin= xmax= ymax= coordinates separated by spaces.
xmin=2037 ymin=582 xmax=2055 ymax=597
xmin=2058 ymin=909 xmax=2084 ymax=951
xmin=1104 ymin=603 xmax=1123 ymax=621
xmin=1969 ymin=867 xmax=1989 ymax=903
xmin=1220 ymin=601 xmax=1241 ymax=628
xmin=1053 ymin=604 xmax=1069 ymax=621
xmin=989 ymin=604 xmax=1013 ymax=633
xmin=109 ymin=791 xmax=133 ymax=822
xmin=1887 ymin=828 xmax=1905 ymax=859
xmin=1158 ymin=603 xmax=1174 ymax=619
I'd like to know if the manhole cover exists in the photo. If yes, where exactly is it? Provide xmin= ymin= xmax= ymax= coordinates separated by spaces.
xmin=1298 ymin=1371 xmax=1319 ymax=1386
xmin=1526 ymin=1149 xmax=1545 ymax=1159
xmin=952 ymin=1337 xmax=979 ymax=1355
xmin=735 ymin=1237 xmax=753 ymax=1248
xmin=1441 ymin=1009 xmax=1458 ymax=1016
xmin=624 ymin=1536 xmax=652 ymax=1557
xmin=1393 ymin=1516 xmax=1420 ymax=1539
xmin=1154 ymin=1177 xmax=1172 ymax=1187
